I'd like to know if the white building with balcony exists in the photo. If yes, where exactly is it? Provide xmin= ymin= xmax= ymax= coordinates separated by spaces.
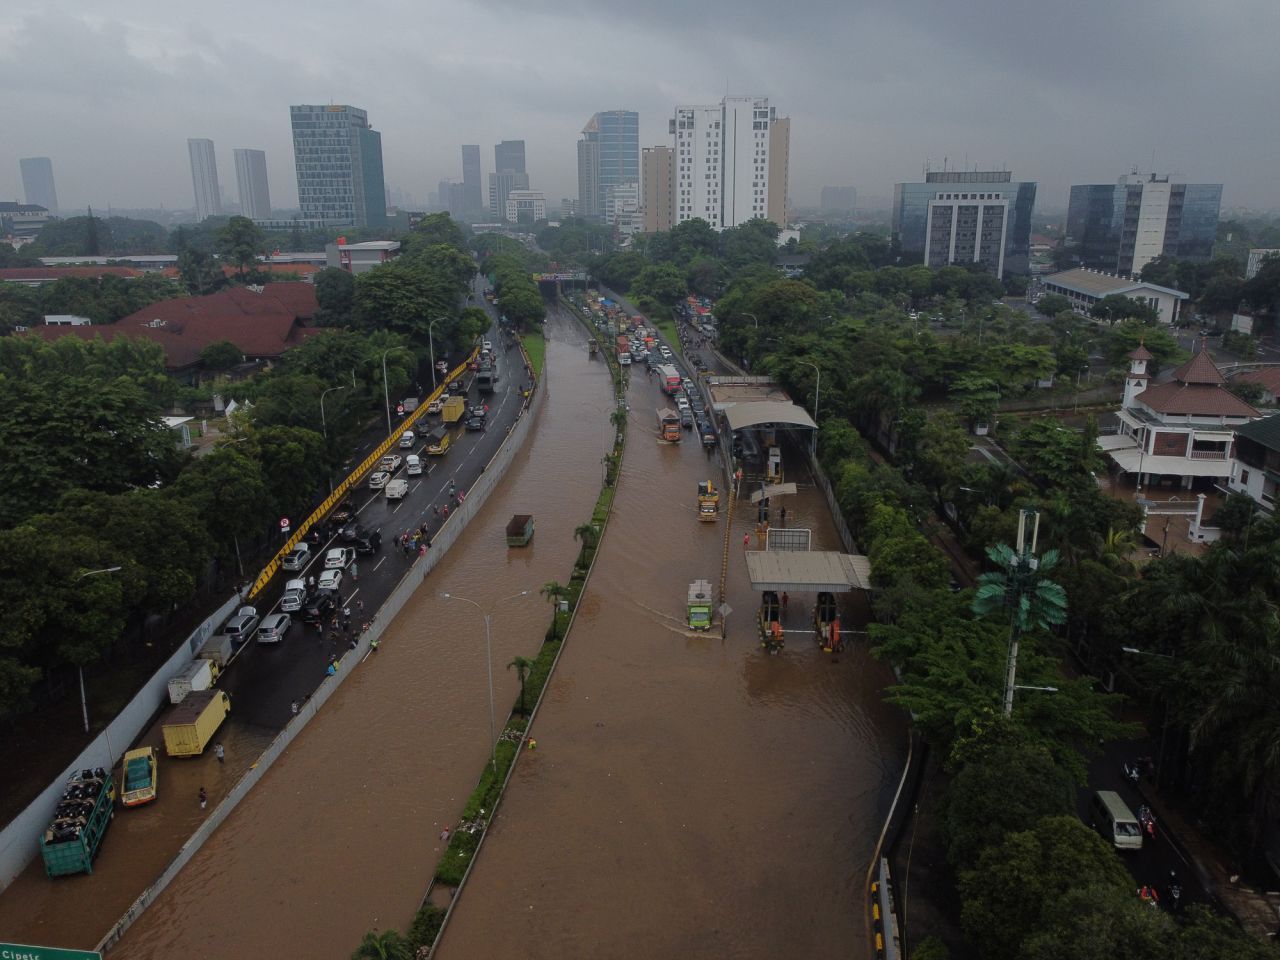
xmin=1098 ymin=343 xmax=1259 ymax=490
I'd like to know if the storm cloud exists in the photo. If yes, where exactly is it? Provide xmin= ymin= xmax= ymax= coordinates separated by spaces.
xmin=2 ymin=0 xmax=1277 ymax=213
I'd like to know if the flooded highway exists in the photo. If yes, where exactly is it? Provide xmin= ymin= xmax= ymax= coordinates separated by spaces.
xmin=436 ymin=365 xmax=907 ymax=959
xmin=103 ymin=305 xmax=612 ymax=958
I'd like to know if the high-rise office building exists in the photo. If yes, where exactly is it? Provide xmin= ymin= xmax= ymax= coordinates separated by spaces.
xmin=289 ymin=104 xmax=387 ymax=227
xmin=461 ymin=145 xmax=482 ymax=212
xmin=19 ymin=157 xmax=58 ymax=214
xmin=820 ymin=186 xmax=857 ymax=214
xmin=489 ymin=140 xmax=528 ymax=219
xmin=892 ymin=169 xmax=1037 ymax=278
xmin=187 ymin=138 xmax=223 ymax=222
xmin=1066 ymin=173 xmax=1222 ymax=275
xmin=577 ymin=110 xmax=640 ymax=221
xmin=438 ymin=179 xmax=465 ymax=218
xmin=642 ymin=146 xmax=675 ymax=233
xmin=767 ymin=116 xmax=790 ymax=227
xmin=233 ymin=148 xmax=272 ymax=220
xmin=669 ymin=97 xmax=788 ymax=230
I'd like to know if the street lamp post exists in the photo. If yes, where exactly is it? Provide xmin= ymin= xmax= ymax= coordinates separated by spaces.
xmin=380 ymin=349 xmax=394 ymax=436
xmin=741 ymin=312 xmax=759 ymax=330
xmin=73 ymin=566 xmax=123 ymax=733
xmin=428 ymin=317 xmax=447 ymax=390
xmin=440 ymin=590 xmax=531 ymax=771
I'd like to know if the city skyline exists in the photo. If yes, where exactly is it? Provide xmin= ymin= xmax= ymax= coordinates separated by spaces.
xmin=1 ymin=1 xmax=1277 ymax=215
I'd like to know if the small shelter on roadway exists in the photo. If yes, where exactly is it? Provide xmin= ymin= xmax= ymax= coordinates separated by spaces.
xmin=744 ymin=551 xmax=872 ymax=594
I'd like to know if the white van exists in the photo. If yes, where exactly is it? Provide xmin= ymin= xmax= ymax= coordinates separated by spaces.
xmin=1089 ymin=790 xmax=1143 ymax=851
xmin=405 ymin=454 xmax=423 ymax=476
xmin=385 ymin=478 xmax=409 ymax=500
xmin=399 ymin=430 xmax=416 ymax=449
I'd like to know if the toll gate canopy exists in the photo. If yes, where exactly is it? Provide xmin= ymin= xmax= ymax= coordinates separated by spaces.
xmin=744 ymin=551 xmax=872 ymax=593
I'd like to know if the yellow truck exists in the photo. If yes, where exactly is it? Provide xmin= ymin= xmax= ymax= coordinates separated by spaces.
xmin=162 ymin=689 xmax=231 ymax=757
xmin=442 ymin=395 xmax=466 ymax=425
xmin=426 ymin=426 xmax=452 ymax=455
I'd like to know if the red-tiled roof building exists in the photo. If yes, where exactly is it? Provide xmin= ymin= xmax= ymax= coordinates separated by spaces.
xmin=0 ymin=266 xmax=143 ymax=286
xmin=1099 ymin=341 xmax=1259 ymax=489
xmin=22 ymin=282 xmax=321 ymax=374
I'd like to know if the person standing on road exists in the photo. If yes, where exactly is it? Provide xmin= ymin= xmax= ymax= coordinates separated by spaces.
xmin=199 ymin=786 xmax=207 ymax=810
xmin=350 ymin=561 xmax=359 ymax=583
xmin=290 ymin=700 xmax=299 ymax=716
xmin=214 ymin=742 xmax=225 ymax=763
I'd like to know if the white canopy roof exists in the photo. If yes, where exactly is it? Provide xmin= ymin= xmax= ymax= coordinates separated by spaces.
xmin=723 ymin=401 xmax=818 ymax=433
xmin=744 ymin=551 xmax=872 ymax=592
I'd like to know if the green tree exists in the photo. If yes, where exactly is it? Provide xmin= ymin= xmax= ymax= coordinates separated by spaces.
xmin=1008 ymin=419 xmax=1101 ymax=492
xmin=177 ymin=245 xmax=223 ymax=295
xmin=217 ymin=216 xmax=264 ymax=277
xmin=508 ymin=655 xmax=534 ymax=714
xmin=172 ymin=447 xmax=272 ymax=568
xmin=200 ymin=340 xmax=243 ymax=370
xmin=349 ymin=928 xmax=413 ymax=960
xmin=1090 ymin=294 xmax=1159 ymax=325
xmin=958 ymin=816 xmax=1132 ymax=960
xmin=632 ymin=263 xmax=687 ymax=307
xmin=314 ymin=267 xmax=356 ymax=326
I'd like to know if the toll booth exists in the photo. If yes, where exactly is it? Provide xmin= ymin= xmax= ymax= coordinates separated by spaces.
xmin=744 ymin=550 xmax=871 ymax=656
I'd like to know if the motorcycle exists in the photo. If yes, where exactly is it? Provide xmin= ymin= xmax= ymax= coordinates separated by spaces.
xmin=1138 ymin=804 xmax=1157 ymax=839
xmin=1122 ymin=759 xmax=1144 ymax=784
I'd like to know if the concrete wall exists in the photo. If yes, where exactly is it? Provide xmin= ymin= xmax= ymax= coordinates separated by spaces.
xmin=0 ymin=593 xmax=241 ymax=893
xmin=97 ymin=375 xmax=547 ymax=952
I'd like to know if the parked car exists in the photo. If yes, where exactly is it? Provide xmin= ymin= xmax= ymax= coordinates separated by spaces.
xmin=302 ymin=591 xmax=337 ymax=624
xmin=222 ymin=607 xmax=259 ymax=644
xmin=325 ymin=547 xmax=355 ymax=569
xmin=398 ymin=431 xmax=415 ymax=449
xmin=318 ymin=568 xmax=343 ymax=592
xmin=406 ymin=454 xmax=423 ymax=476
xmin=482 ymin=339 xmax=493 ymax=351
xmin=256 ymin=613 xmax=291 ymax=644
xmin=426 ymin=399 xmax=443 ymax=415
xmin=379 ymin=454 xmax=402 ymax=472
xmin=281 ymin=579 xmax=306 ymax=612
xmin=354 ymin=528 xmax=382 ymax=555
xmin=330 ymin=498 xmax=356 ymax=525
xmin=680 ymin=408 xmax=694 ymax=429
xmin=340 ymin=523 xmax=370 ymax=543
xmin=281 ymin=542 xmax=311 ymax=571
xmin=465 ymin=416 xmax=485 ymax=431
xmin=468 ymin=404 xmax=487 ymax=419
xmin=368 ymin=471 xmax=391 ymax=490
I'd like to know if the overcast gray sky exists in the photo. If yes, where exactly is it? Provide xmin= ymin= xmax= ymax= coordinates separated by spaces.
xmin=3 ymin=0 xmax=1278 ymax=216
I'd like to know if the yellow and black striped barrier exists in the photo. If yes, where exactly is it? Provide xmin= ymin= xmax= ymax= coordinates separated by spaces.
xmin=248 ymin=348 xmax=480 ymax=599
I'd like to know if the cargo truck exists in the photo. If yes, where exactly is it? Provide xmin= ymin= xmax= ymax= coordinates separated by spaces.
xmin=40 ymin=767 xmax=115 ymax=877
xmin=167 ymin=658 xmax=219 ymax=704
xmin=442 ymin=395 xmax=466 ymax=425
xmin=476 ymin=368 xmax=496 ymax=394
xmin=195 ymin=633 xmax=234 ymax=669
xmin=687 ymin=580 xmax=713 ymax=631
xmin=658 ymin=408 xmax=681 ymax=443
xmin=162 ymin=689 xmax=231 ymax=757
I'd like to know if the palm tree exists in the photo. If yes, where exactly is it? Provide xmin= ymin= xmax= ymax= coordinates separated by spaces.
xmin=350 ymin=928 xmax=413 ymax=960
xmin=574 ymin=523 xmax=599 ymax=549
xmin=1095 ymin=526 xmax=1139 ymax=574
xmin=609 ymin=407 xmax=628 ymax=432
xmin=541 ymin=580 xmax=569 ymax=638
xmin=508 ymin=656 xmax=535 ymax=714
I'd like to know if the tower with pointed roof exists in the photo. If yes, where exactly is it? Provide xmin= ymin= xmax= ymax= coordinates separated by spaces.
xmin=1122 ymin=342 xmax=1152 ymax=408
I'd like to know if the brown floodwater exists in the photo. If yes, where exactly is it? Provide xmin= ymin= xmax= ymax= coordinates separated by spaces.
xmin=435 ymin=371 xmax=907 ymax=959
xmin=102 ymin=306 xmax=613 ymax=958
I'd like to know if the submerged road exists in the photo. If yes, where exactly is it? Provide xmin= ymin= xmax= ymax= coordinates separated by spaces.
xmin=107 ymin=304 xmax=612 ymax=958
xmin=436 ymin=314 xmax=907 ymax=959
xmin=0 ymin=286 xmax=532 ymax=950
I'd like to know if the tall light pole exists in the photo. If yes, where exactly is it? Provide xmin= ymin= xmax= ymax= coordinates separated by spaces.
xmin=741 ymin=312 xmax=759 ymax=330
xmin=440 ymin=590 xmax=531 ymax=771
xmin=320 ymin=385 xmax=347 ymax=441
xmin=380 ymin=348 xmax=394 ymax=436
xmin=428 ymin=317 xmax=448 ymax=390
xmin=73 ymin=566 xmax=123 ymax=733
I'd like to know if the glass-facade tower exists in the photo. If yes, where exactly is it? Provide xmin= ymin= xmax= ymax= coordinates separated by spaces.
xmin=1066 ymin=175 xmax=1221 ymax=274
xmin=893 ymin=171 xmax=1036 ymax=276
xmin=578 ymin=110 xmax=639 ymax=222
xmin=290 ymin=104 xmax=387 ymax=227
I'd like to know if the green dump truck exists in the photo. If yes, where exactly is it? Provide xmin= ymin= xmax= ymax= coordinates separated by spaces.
xmin=687 ymin=580 xmax=713 ymax=631
xmin=40 ymin=766 xmax=116 ymax=877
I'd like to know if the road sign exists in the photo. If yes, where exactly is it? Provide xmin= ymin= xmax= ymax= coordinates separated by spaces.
xmin=0 ymin=943 xmax=102 ymax=960
xmin=396 ymin=403 xmax=405 ymax=415
xmin=279 ymin=517 xmax=290 ymax=533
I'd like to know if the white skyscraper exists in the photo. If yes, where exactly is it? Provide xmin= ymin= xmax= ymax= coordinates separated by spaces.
xmin=233 ymin=148 xmax=272 ymax=220
xmin=669 ymin=97 xmax=788 ymax=230
xmin=187 ymin=138 xmax=223 ymax=221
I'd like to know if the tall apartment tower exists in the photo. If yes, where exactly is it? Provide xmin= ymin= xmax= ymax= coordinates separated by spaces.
xmin=489 ymin=140 xmax=529 ymax=220
xmin=767 ymin=116 xmax=790 ymax=227
xmin=577 ymin=110 xmax=640 ymax=221
xmin=233 ymin=148 xmax=272 ymax=219
xmin=669 ymin=97 xmax=788 ymax=230
xmin=187 ymin=138 xmax=223 ymax=222
xmin=289 ymin=104 xmax=387 ymax=227
xmin=461 ymin=145 xmax=483 ymax=212
xmin=642 ymin=146 xmax=675 ymax=233
xmin=1066 ymin=173 xmax=1222 ymax=275
xmin=893 ymin=169 xmax=1037 ymax=278
xmin=19 ymin=157 xmax=58 ymax=214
